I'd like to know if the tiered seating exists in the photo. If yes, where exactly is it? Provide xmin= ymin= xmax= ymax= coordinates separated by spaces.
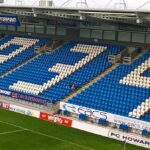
xmin=68 ymin=50 xmax=150 ymax=122
xmin=0 ymin=41 xmax=124 ymax=103
xmin=0 ymin=35 xmax=48 ymax=74
xmin=9 ymin=43 xmax=107 ymax=95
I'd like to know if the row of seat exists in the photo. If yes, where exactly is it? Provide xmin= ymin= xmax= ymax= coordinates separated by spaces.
xmin=71 ymin=44 xmax=106 ymax=54
xmin=129 ymin=98 xmax=150 ymax=118
xmin=0 ymin=47 xmax=33 ymax=64
xmin=120 ymin=58 xmax=150 ymax=88
xmin=0 ymin=44 xmax=21 ymax=55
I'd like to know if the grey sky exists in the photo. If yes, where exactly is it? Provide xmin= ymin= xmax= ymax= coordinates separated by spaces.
xmin=2 ymin=0 xmax=150 ymax=10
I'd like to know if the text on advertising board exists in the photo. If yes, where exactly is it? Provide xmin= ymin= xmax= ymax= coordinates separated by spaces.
xmin=9 ymin=104 xmax=40 ymax=118
xmin=109 ymin=131 xmax=150 ymax=149
xmin=0 ymin=89 xmax=11 ymax=96
xmin=60 ymin=102 xmax=150 ymax=131
xmin=40 ymin=112 xmax=72 ymax=127
xmin=2 ymin=102 xmax=10 ymax=110
xmin=11 ymin=92 xmax=47 ymax=105
xmin=0 ymin=15 xmax=20 ymax=26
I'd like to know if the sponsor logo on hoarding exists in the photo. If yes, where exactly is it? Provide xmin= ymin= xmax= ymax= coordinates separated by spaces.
xmin=112 ymin=115 xmax=150 ymax=131
xmin=9 ymin=106 xmax=31 ymax=116
xmin=62 ymin=103 xmax=107 ymax=119
xmin=0 ymin=89 xmax=11 ymax=96
xmin=9 ymin=104 xmax=40 ymax=118
xmin=11 ymin=92 xmax=47 ymax=105
xmin=0 ymin=15 xmax=20 ymax=26
xmin=60 ymin=102 xmax=150 ymax=131
xmin=40 ymin=112 xmax=72 ymax=127
xmin=2 ymin=102 xmax=10 ymax=110
xmin=109 ymin=131 xmax=150 ymax=148
xmin=11 ymin=93 xmax=18 ymax=98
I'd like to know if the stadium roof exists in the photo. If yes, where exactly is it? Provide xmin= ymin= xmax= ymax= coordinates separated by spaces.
xmin=1 ymin=5 xmax=150 ymax=27
xmin=1 ymin=5 xmax=150 ymax=12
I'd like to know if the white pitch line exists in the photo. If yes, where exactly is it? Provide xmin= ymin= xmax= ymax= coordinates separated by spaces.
xmin=0 ymin=129 xmax=25 ymax=135
xmin=0 ymin=120 xmax=28 ymax=130
xmin=0 ymin=120 xmax=94 ymax=150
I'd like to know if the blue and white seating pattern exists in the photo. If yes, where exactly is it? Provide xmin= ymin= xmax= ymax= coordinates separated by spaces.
xmin=0 ymin=37 xmax=38 ymax=64
xmin=0 ymin=44 xmax=21 ymax=55
xmin=0 ymin=41 xmax=124 ymax=104
xmin=119 ymin=57 xmax=150 ymax=119
xmin=68 ymin=50 xmax=150 ymax=122
xmin=0 ymin=35 xmax=48 ymax=74
xmin=0 ymin=37 xmax=149 ymax=123
xmin=129 ymin=98 xmax=150 ymax=119
xmin=39 ymin=41 xmax=123 ymax=103
xmin=9 ymin=44 xmax=107 ymax=95
xmin=0 ymin=35 xmax=14 ymax=46
xmin=120 ymin=58 xmax=150 ymax=89
xmin=143 ymin=69 xmax=150 ymax=77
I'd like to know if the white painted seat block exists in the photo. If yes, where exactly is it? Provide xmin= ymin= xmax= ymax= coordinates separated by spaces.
xmin=120 ymin=58 xmax=150 ymax=89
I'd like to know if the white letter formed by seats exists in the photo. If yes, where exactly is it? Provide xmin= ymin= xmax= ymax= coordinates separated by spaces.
xmin=119 ymin=58 xmax=150 ymax=119
xmin=120 ymin=58 xmax=150 ymax=89
xmin=9 ymin=44 xmax=107 ymax=95
xmin=0 ymin=37 xmax=39 ymax=64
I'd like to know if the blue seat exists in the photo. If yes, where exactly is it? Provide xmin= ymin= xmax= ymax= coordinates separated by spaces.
xmin=68 ymin=49 xmax=150 ymax=123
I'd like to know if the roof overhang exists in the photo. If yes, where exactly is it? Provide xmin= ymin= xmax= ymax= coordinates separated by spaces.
xmin=0 ymin=5 xmax=150 ymax=27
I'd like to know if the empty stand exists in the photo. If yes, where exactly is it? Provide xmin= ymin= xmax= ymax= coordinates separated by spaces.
xmin=68 ymin=50 xmax=150 ymax=122
xmin=0 ymin=40 xmax=124 ymax=104
xmin=3 ymin=39 xmax=148 ymax=123
xmin=9 ymin=43 xmax=107 ymax=95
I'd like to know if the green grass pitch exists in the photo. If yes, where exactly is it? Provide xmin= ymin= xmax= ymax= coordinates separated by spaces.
xmin=0 ymin=109 xmax=148 ymax=150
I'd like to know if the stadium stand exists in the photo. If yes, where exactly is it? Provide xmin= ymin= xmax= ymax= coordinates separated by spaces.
xmin=0 ymin=40 xmax=125 ymax=104
xmin=0 ymin=36 xmax=149 ymax=123
xmin=68 ymin=50 xmax=150 ymax=122
xmin=0 ymin=5 xmax=150 ymax=149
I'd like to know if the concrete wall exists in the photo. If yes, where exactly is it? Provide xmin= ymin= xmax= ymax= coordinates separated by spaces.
xmin=0 ymin=23 xmax=150 ymax=45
